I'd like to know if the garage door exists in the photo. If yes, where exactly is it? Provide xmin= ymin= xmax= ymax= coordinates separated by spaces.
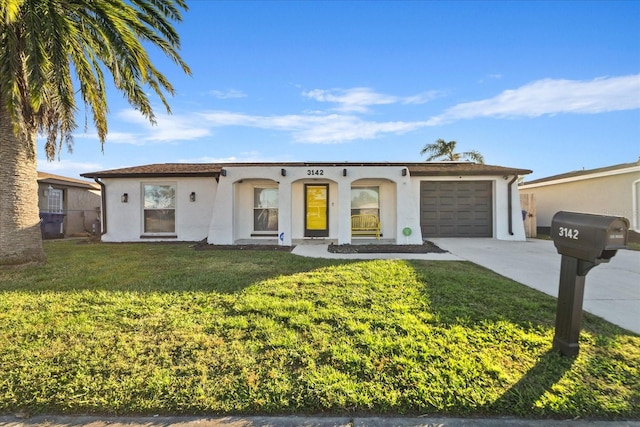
xmin=420 ymin=181 xmax=493 ymax=237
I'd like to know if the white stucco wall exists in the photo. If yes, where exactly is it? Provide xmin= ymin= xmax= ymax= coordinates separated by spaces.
xmin=100 ymin=177 xmax=216 ymax=242
xmin=208 ymin=165 xmax=423 ymax=245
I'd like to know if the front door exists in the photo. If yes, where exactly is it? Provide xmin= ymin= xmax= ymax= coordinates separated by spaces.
xmin=305 ymin=184 xmax=329 ymax=237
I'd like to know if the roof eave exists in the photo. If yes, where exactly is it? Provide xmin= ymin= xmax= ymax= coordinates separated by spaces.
xmin=81 ymin=172 xmax=221 ymax=179
xmin=408 ymin=169 xmax=532 ymax=176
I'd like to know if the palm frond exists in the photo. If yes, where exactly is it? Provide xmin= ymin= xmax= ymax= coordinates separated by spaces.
xmin=463 ymin=150 xmax=485 ymax=164
xmin=1 ymin=0 xmax=190 ymax=160
xmin=421 ymin=139 xmax=485 ymax=163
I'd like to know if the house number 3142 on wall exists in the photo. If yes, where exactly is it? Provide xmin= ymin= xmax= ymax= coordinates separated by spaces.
xmin=307 ymin=169 xmax=324 ymax=176
xmin=558 ymin=227 xmax=579 ymax=240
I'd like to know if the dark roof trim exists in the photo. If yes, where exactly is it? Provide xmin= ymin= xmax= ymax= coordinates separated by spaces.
xmin=522 ymin=160 xmax=639 ymax=186
xmin=81 ymin=163 xmax=222 ymax=179
xmin=38 ymin=172 xmax=100 ymax=189
xmin=81 ymin=172 xmax=221 ymax=179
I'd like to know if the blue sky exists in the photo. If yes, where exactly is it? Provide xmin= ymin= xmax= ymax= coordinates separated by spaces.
xmin=38 ymin=0 xmax=640 ymax=181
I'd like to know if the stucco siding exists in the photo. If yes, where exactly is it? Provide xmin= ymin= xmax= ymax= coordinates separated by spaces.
xmin=101 ymin=177 xmax=216 ymax=242
xmin=64 ymin=188 xmax=101 ymax=235
xmin=37 ymin=182 xmax=101 ymax=237
xmin=520 ymin=173 xmax=639 ymax=230
xmin=208 ymin=165 xmax=424 ymax=245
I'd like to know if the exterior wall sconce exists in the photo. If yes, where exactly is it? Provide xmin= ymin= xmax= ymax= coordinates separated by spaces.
xmin=121 ymin=193 xmax=128 ymax=203
xmin=343 ymin=168 xmax=347 ymax=177
xmin=221 ymin=169 xmax=227 ymax=177
xmin=402 ymin=168 xmax=407 ymax=176
xmin=44 ymin=185 xmax=53 ymax=196
xmin=190 ymin=192 xmax=196 ymax=202
xmin=281 ymin=168 xmax=287 ymax=177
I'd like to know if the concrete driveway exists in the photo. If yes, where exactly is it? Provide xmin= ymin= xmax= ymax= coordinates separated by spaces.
xmin=429 ymin=238 xmax=640 ymax=334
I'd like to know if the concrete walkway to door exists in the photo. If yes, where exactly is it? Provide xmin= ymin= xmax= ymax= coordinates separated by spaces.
xmin=292 ymin=239 xmax=640 ymax=334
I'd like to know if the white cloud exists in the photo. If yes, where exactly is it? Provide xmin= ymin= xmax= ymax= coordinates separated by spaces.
xmin=80 ymin=77 xmax=639 ymax=148
xmin=179 ymin=151 xmax=296 ymax=164
xmin=402 ymin=91 xmax=441 ymax=105
xmin=114 ymin=109 xmax=211 ymax=143
xmin=37 ymin=158 xmax=104 ymax=178
xmin=303 ymin=88 xmax=397 ymax=113
xmin=430 ymin=74 xmax=640 ymax=124
xmin=478 ymin=74 xmax=503 ymax=84
xmin=302 ymin=87 xmax=439 ymax=113
xmin=290 ymin=115 xmax=427 ymax=144
xmin=208 ymin=89 xmax=247 ymax=99
xmin=199 ymin=110 xmax=428 ymax=143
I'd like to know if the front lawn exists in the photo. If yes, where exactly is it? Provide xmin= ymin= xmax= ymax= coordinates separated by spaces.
xmin=0 ymin=240 xmax=638 ymax=418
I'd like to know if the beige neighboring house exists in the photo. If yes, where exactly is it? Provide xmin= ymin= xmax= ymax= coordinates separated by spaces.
xmin=37 ymin=172 xmax=102 ymax=239
xmin=519 ymin=160 xmax=640 ymax=241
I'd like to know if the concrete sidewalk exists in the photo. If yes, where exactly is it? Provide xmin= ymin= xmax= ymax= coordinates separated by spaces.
xmin=2 ymin=415 xmax=639 ymax=427
xmin=292 ymin=239 xmax=640 ymax=334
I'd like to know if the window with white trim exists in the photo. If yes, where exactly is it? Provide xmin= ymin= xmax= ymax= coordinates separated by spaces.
xmin=143 ymin=184 xmax=176 ymax=233
xmin=351 ymin=186 xmax=380 ymax=217
xmin=47 ymin=188 xmax=63 ymax=213
xmin=253 ymin=187 xmax=278 ymax=232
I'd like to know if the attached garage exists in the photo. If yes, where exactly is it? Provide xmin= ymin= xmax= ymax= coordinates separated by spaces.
xmin=420 ymin=181 xmax=493 ymax=237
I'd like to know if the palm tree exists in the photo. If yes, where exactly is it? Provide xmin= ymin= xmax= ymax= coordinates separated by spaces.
xmin=420 ymin=139 xmax=485 ymax=164
xmin=0 ymin=0 xmax=190 ymax=266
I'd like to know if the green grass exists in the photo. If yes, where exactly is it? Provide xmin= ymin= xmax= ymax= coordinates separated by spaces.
xmin=0 ymin=240 xmax=638 ymax=418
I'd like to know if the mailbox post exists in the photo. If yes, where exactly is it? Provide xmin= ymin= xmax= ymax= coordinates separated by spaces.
xmin=550 ymin=211 xmax=628 ymax=356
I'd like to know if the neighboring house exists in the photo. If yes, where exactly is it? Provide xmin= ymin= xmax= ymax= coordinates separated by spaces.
xmin=37 ymin=172 xmax=102 ymax=239
xmin=519 ymin=160 xmax=640 ymax=240
xmin=81 ymin=162 xmax=532 ymax=245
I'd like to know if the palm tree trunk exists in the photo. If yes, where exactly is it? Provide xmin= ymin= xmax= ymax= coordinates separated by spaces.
xmin=0 ymin=101 xmax=46 ymax=266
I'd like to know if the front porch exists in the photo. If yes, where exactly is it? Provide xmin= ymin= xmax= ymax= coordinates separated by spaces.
xmin=233 ymin=237 xmax=396 ymax=246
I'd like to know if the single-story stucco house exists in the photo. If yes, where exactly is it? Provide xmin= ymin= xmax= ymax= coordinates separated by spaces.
xmin=519 ymin=160 xmax=640 ymax=241
xmin=80 ymin=161 xmax=532 ymax=246
xmin=37 ymin=171 xmax=102 ymax=239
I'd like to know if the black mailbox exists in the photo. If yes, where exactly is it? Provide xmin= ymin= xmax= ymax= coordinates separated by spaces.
xmin=551 ymin=211 xmax=628 ymax=264
xmin=550 ymin=211 xmax=629 ymax=357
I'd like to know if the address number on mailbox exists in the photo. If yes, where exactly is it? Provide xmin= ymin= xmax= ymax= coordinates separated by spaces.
xmin=557 ymin=227 xmax=579 ymax=240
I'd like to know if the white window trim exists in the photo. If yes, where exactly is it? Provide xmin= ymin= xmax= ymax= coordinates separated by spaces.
xmin=351 ymin=186 xmax=381 ymax=215
xmin=141 ymin=182 xmax=177 ymax=236
xmin=252 ymin=185 xmax=279 ymax=235
xmin=47 ymin=188 xmax=64 ymax=213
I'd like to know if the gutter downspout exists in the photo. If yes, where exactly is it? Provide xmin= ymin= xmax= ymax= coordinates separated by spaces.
xmin=507 ymin=175 xmax=518 ymax=236
xmin=94 ymin=178 xmax=107 ymax=236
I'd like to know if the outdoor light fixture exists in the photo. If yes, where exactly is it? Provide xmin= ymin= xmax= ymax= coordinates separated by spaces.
xmin=402 ymin=168 xmax=407 ymax=176
xmin=190 ymin=192 xmax=196 ymax=202
xmin=221 ymin=169 xmax=227 ymax=177
xmin=343 ymin=168 xmax=347 ymax=177
xmin=44 ymin=185 xmax=53 ymax=196
xmin=281 ymin=168 xmax=287 ymax=177
xmin=121 ymin=193 xmax=128 ymax=203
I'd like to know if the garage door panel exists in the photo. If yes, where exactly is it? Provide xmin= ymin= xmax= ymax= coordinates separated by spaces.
xmin=420 ymin=181 xmax=493 ymax=238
